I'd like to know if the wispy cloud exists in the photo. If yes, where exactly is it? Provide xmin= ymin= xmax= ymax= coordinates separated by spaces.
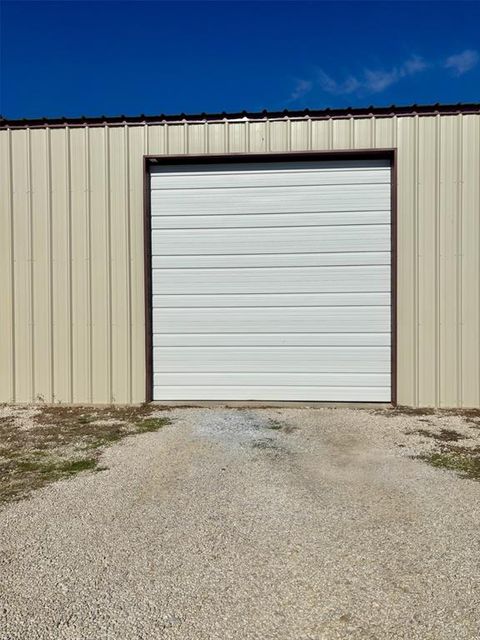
xmin=317 ymin=70 xmax=360 ymax=95
xmin=317 ymin=55 xmax=428 ymax=96
xmin=288 ymin=49 xmax=478 ymax=103
xmin=444 ymin=49 xmax=479 ymax=76
xmin=289 ymin=79 xmax=313 ymax=101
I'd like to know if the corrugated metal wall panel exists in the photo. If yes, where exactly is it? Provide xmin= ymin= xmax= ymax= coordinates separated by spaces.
xmin=188 ymin=124 xmax=206 ymax=154
xmin=69 ymin=127 xmax=90 ymax=402
xmin=128 ymin=125 xmax=148 ymax=402
xmin=30 ymin=128 xmax=53 ymax=402
xmin=461 ymin=115 xmax=480 ymax=407
xmin=395 ymin=117 xmax=417 ymax=406
xmin=12 ymin=129 xmax=34 ymax=402
xmin=1 ymin=111 xmax=479 ymax=406
xmin=439 ymin=116 xmax=460 ymax=406
xmin=109 ymin=127 xmax=131 ymax=403
xmin=0 ymin=131 xmax=15 ymax=402
xmin=50 ymin=128 xmax=72 ymax=402
xmin=88 ymin=127 xmax=111 ymax=403
xmin=417 ymin=117 xmax=438 ymax=406
xmin=248 ymin=122 xmax=267 ymax=153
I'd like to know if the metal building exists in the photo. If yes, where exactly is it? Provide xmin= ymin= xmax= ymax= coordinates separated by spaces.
xmin=1 ymin=103 xmax=479 ymax=407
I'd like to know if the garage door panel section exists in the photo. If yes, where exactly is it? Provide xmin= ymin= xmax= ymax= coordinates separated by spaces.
xmin=150 ymin=160 xmax=390 ymax=189
xmin=153 ymin=266 xmax=389 ymax=294
xmin=150 ymin=159 xmax=392 ymax=401
xmin=152 ymin=306 xmax=389 ymax=334
xmin=154 ymin=347 xmax=390 ymax=372
xmin=153 ymin=386 xmax=391 ymax=401
xmin=152 ymin=251 xmax=390 ymax=269
xmin=151 ymin=184 xmax=390 ymax=215
xmin=153 ymin=333 xmax=390 ymax=347
xmin=151 ymin=211 xmax=390 ymax=230
xmin=151 ymin=225 xmax=389 ymax=255
xmin=154 ymin=372 xmax=390 ymax=387
xmin=153 ymin=292 xmax=390 ymax=308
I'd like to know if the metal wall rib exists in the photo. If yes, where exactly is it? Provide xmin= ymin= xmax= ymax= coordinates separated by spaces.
xmin=0 ymin=113 xmax=479 ymax=406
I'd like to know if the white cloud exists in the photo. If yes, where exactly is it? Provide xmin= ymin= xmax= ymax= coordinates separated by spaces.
xmin=363 ymin=68 xmax=399 ymax=93
xmin=317 ymin=70 xmax=360 ymax=95
xmin=288 ymin=49 xmax=476 ymax=103
xmin=402 ymin=55 xmax=428 ymax=75
xmin=289 ymin=79 xmax=313 ymax=101
xmin=444 ymin=49 xmax=479 ymax=76
xmin=315 ymin=55 xmax=427 ymax=97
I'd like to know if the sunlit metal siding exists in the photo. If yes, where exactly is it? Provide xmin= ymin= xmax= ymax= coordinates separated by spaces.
xmin=1 ymin=111 xmax=479 ymax=406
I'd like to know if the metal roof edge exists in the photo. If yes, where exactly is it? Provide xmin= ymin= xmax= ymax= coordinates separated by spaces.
xmin=1 ymin=103 xmax=480 ymax=129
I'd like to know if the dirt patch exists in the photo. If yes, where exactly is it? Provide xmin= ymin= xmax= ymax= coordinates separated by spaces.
xmin=375 ymin=406 xmax=436 ymax=417
xmin=407 ymin=428 xmax=467 ymax=442
xmin=265 ymin=419 xmax=297 ymax=434
xmin=0 ymin=405 xmax=171 ymax=505
xmin=379 ymin=406 xmax=480 ymax=420
xmin=465 ymin=417 xmax=480 ymax=429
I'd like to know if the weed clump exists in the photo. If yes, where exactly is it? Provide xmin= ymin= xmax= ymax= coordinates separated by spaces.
xmin=418 ymin=451 xmax=480 ymax=481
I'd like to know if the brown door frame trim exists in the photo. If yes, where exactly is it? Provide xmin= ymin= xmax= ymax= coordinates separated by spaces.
xmin=143 ymin=148 xmax=397 ymax=405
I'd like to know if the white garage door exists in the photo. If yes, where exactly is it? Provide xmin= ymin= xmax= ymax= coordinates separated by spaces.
xmin=150 ymin=158 xmax=391 ymax=402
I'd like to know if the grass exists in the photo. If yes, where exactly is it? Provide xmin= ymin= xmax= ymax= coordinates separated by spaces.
xmin=265 ymin=419 xmax=296 ymax=434
xmin=381 ymin=406 xmax=480 ymax=420
xmin=266 ymin=420 xmax=283 ymax=431
xmin=252 ymin=437 xmax=277 ymax=449
xmin=404 ymin=421 xmax=480 ymax=481
xmin=135 ymin=417 xmax=171 ymax=433
xmin=0 ymin=405 xmax=171 ymax=505
xmin=17 ymin=457 xmax=99 ymax=475
xmin=418 ymin=451 xmax=480 ymax=481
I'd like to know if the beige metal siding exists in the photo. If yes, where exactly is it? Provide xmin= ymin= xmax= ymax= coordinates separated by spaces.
xmin=1 ymin=112 xmax=479 ymax=406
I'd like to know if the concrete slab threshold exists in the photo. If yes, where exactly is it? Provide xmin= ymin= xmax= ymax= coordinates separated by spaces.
xmin=152 ymin=401 xmax=392 ymax=409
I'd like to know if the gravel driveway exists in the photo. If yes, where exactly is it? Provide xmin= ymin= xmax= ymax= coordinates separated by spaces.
xmin=1 ymin=407 xmax=479 ymax=639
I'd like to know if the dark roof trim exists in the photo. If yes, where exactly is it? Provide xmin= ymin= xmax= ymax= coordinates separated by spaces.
xmin=1 ymin=103 xmax=479 ymax=129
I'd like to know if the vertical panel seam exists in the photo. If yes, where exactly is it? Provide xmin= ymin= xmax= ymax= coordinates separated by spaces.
xmin=27 ymin=128 xmax=35 ymax=401
xmin=66 ymin=127 xmax=74 ymax=402
xmin=457 ymin=116 xmax=463 ymax=406
xmin=435 ymin=115 xmax=441 ymax=406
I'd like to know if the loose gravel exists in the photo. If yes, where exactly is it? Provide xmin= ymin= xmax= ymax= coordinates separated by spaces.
xmin=0 ymin=406 xmax=479 ymax=639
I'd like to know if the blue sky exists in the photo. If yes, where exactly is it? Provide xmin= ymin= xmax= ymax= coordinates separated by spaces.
xmin=1 ymin=0 xmax=479 ymax=118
